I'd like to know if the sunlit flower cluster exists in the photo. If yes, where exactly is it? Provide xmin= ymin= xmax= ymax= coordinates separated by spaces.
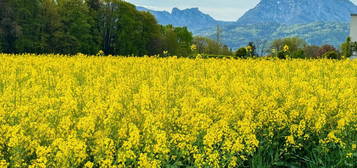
xmin=0 ymin=54 xmax=356 ymax=167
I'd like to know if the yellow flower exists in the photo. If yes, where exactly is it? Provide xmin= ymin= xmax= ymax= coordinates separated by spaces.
xmin=191 ymin=44 xmax=197 ymax=51
xmin=0 ymin=53 xmax=356 ymax=167
xmin=286 ymin=135 xmax=295 ymax=145
xmin=84 ymin=161 xmax=94 ymax=168
xmin=346 ymin=153 xmax=353 ymax=158
xmin=196 ymin=54 xmax=202 ymax=59
xmin=97 ymin=50 xmax=105 ymax=56
xmin=283 ymin=45 xmax=289 ymax=52
xmin=245 ymin=45 xmax=252 ymax=52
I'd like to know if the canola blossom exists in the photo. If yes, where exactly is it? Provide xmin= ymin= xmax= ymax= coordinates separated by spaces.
xmin=0 ymin=54 xmax=356 ymax=167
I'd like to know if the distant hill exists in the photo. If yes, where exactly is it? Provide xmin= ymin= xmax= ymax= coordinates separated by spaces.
xmin=136 ymin=7 xmax=233 ymax=32
xmin=237 ymin=0 xmax=357 ymax=25
xmin=195 ymin=22 xmax=348 ymax=50
xmin=136 ymin=0 xmax=356 ymax=49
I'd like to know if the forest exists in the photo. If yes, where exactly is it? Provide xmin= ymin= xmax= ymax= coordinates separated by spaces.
xmin=0 ymin=0 xmax=197 ymax=56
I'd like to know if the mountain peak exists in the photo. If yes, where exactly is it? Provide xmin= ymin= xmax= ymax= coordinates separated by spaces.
xmin=237 ymin=0 xmax=357 ymax=24
xmin=172 ymin=7 xmax=180 ymax=13
xmin=137 ymin=6 xmax=231 ymax=32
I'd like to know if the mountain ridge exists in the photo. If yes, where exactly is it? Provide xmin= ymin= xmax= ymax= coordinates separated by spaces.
xmin=237 ymin=0 xmax=357 ymax=24
xmin=137 ymin=0 xmax=357 ymax=49
xmin=136 ymin=6 xmax=233 ymax=32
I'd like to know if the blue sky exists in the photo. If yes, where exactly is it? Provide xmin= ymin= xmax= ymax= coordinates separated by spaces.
xmin=126 ymin=0 xmax=357 ymax=21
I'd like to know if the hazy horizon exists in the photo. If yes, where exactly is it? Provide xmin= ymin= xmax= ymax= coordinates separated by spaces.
xmin=127 ymin=0 xmax=357 ymax=21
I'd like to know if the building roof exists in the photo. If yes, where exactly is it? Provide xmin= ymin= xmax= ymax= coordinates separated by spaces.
xmin=351 ymin=14 xmax=357 ymax=16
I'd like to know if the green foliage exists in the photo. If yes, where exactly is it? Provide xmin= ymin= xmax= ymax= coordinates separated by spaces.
xmin=0 ymin=30 xmax=3 ymax=52
xmin=0 ymin=0 xmax=16 ymax=53
xmin=235 ymin=47 xmax=247 ymax=58
xmin=6 ymin=0 xmax=43 ymax=53
xmin=290 ymin=49 xmax=305 ymax=59
xmin=193 ymin=36 xmax=232 ymax=56
xmin=57 ymin=0 xmax=94 ymax=54
xmin=340 ymin=37 xmax=352 ymax=58
xmin=40 ymin=0 xmax=62 ymax=53
xmin=317 ymin=45 xmax=337 ymax=59
xmin=246 ymin=42 xmax=257 ymax=57
xmin=159 ymin=25 xmax=178 ymax=56
xmin=0 ymin=0 xmax=193 ymax=56
xmin=156 ymin=25 xmax=193 ymax=57
xmin=351 ymin=42 xmax=357 ymax=52
xmin=322 ymin=51 xmax=340 ymax=59
xmin=277 ymin=50 xmax=288 ymax=59
xmin=303 ymin=45 xmax=320 ymax=59
xmin=270 ymin=37 xmax=307 ymax=54
xmin=174 ymin=27 xmax=193 ymax=56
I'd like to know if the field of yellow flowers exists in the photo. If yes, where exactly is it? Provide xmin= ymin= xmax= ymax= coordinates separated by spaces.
xmin=0 ymin=54 xmax=356 ymax=168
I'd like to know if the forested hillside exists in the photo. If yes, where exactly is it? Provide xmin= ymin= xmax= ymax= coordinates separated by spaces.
xmin=0 ymin=0 xmax=193 ymax=56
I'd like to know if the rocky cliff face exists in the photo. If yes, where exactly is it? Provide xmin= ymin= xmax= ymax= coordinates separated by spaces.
xmin=237 ymin=0 xmax=357 ymax=24
xmin=136 ymin=7 xmax=232 ymax=32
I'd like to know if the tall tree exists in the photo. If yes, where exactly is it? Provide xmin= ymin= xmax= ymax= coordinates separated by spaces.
xmin=57 ymin=0 xmax=94 ymax=54
xmin=37 ymin=0 xmax=63 ymax=53
xmin=270 ymin=37 xmax=307 ymax=54
xmin=340 ymin=37 xmax=352 ymax=58
xmin=10 ymin=0 xmax=43 ymax=53
xmin=0 ymin=0 xmax=194 ymax=56
xmin=193 ymin=36 xmax=230 ymax=55
xmin=101 ymin=0 xmax=117 ymax=54
xmin=85 ymin=0 xmax=103 ymax=54
xmin=86 ymin=0 xmax=101 ymax=10
xmin=161 ymin=25 xmax=179 ymax=56
xmin=174 ymin=27 xmax=193 ymax=57
xmin=140 ymin=11 xmax=161 ymax=55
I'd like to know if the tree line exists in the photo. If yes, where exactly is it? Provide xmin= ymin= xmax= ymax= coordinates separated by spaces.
xmin=0 ymin=0 xmax=194 ymax=56
xmin=234 ymin=37 xmax=354 ymax=59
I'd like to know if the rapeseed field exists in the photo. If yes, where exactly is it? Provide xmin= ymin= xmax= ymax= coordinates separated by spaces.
xmin=0 ymin=54 xmax=356 ymax=167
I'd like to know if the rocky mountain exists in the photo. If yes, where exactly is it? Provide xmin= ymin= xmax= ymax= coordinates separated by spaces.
xmin=237 ymin=0 xmax=357 ymax=25
xmin=195 ymin=22 xmax=348 ymax=50
xmin=136 ymin=7 xmax=233 ymax=32
xmin=137 ymin=0 xmax=357 ymax=49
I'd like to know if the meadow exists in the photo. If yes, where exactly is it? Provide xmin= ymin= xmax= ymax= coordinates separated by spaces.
xmin=0 ymin=54 xmax=356 ymax=168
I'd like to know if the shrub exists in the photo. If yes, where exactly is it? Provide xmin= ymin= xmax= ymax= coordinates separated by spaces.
xmin=317 ymin=45 xmax=336 ymax=58
xmin=322 ymin=50 xmax=340 ymax=59
xmin=277 ymin=50 xmax=287 ymax=59
xmin=235 ymin=47 xmax=247 ymax=58
xmin=303 ymin=45 xmax=320 ymax=59
xmin=291 ymin=49 xmax=305 ymax=59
